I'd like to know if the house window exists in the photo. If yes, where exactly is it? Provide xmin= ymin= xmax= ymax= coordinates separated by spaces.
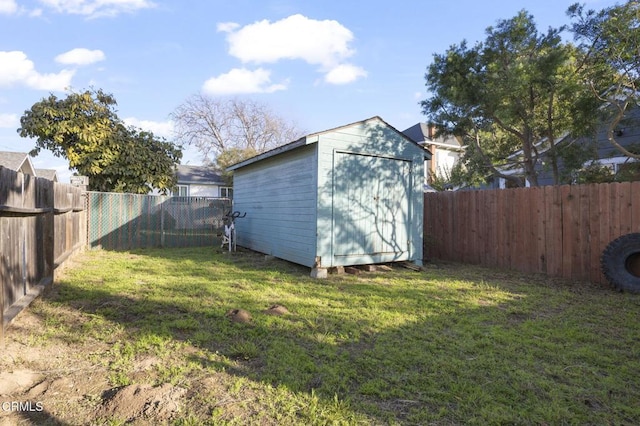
xmin=498 ymin=176 xmax=529 ymax=189
xmin=220 ymin=187 xmax=233 ymax=198
xmin=173 ymin=185 xmax=188 ymax=197
xmin=172 ymin=185 xmax=189 ymax=203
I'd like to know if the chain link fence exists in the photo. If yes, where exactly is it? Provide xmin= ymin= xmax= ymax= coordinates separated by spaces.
xmin=87 ymin=192 xmax=231 ymax=250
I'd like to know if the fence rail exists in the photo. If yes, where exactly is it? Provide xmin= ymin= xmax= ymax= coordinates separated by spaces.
xmin=424 ymin=181 xmax=640 ymax=285
xmin=1 ymin=166 xmax=86 ymax=341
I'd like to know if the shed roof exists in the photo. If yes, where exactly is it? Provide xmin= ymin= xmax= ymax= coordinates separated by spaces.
xmin=176 ymin=164 xmax=225 ymax=185
xmin=227 ymin=116 xmax=430 ymax=171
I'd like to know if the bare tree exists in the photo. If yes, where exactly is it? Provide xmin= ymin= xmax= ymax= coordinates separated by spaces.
xmin=171 ymin=94 xmax=305 ymax=165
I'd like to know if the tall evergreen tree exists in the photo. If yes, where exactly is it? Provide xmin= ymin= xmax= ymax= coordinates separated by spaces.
xmin=422 ymin=11 xmax=599 ymax=187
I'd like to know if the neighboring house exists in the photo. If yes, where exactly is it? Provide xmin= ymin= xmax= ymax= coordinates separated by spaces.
xmin=402 ymin=123 xmax=464 ymax=188
xmin=228 ymin=116 xmax=428 ymax=273
xmin=0 ymin=151 xmax=60 ymax=182
xmin=173 ymin=164 xmax=232 ymax=199
xmin=35 ymin=169 xmax=59 ymax=182
xmin=580 ymin=105 xmax=640 ymax=181
xmin=0 ymin=151 xmax=37 ymax=176
xmin=491 ymin=106 xmax=640 ymax=189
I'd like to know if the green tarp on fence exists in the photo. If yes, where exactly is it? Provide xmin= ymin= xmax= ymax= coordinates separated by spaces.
xmin=87 ymin=192 xmax=231 ymax=250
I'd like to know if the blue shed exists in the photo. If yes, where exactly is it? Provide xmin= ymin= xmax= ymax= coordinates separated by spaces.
xmin=227 ymin=116 xmax=429 ymax=274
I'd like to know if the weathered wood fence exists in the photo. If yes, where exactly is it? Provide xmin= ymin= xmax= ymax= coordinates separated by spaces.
xmin=424 ymin=181 xmax=640 ymax=285
xmin=1 ymin=166 xmax=85 ymax=341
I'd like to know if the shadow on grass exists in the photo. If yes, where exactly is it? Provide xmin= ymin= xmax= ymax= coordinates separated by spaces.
xmin=8 ymin=408 xmax=71 ymax=426
xmin=26 ymin=247 xmax=640 ymax=424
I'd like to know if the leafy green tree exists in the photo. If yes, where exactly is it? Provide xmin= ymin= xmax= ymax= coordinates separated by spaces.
xmin=569 ymin=0 xmax=640 ymax=160
xmin=214 ymin=147 xmax=258 ymax=185
xmin=575 ymin=162 xmax=616 ymax=184
xmin=422 ymin=11 xmax=600 ymax=187
xmin=18 ymin=89 xmax=182 ymax=194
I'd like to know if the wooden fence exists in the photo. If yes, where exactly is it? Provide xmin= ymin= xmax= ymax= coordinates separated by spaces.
xmin=1 ymin=166 xmax=86 ymax=341
xmin=424 ymin=181 xmax=640 ymax=285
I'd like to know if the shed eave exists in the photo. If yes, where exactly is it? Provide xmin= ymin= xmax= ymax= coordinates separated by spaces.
xmin=226 ymin=136 xmax=309 ymax=171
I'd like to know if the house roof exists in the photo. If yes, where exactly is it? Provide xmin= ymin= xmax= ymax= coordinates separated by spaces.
xmin=0 ymin=151 xmax=30 ymax=170
xmin=227 ymin=116 xmax=430 ymax=171
xmin=0 ymin=151 xmax=36 ymax=175
xmin=402 ymin=123 xmax=464 ymax=151
xmin=403 ymin=123 xmax=432 ymax=144
xmin=176 ymin=164 xmax=225 ymax=185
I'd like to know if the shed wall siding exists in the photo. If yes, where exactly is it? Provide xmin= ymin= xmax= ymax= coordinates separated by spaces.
xmin=315 ymin=119 xmax=424 ymax=267
xmin=233 ymin=145 xmax=318 ymax=267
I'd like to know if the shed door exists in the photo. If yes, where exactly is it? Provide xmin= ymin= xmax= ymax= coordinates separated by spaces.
xmin=332 ymin=152 xmax=411 ymax=261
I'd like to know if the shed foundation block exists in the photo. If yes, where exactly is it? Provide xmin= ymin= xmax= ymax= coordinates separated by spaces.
xmin=310 ymin=267 xmax=328 ymax=279
xmin=329 ymin=266 xmax=345 ymax=275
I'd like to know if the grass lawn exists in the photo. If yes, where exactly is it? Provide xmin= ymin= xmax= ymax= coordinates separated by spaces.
xmin=1 ymin=247 xmax=639 ymax=425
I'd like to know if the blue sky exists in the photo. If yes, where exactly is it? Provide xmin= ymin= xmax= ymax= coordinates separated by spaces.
xmin=0 ymin=0 xmax=619 ymax=182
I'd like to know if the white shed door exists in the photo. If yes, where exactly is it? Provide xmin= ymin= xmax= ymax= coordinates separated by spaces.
xmin=332 ymin=152 xmax=411 ymax=260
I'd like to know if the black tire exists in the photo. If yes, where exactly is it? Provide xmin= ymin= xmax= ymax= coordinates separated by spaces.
xmin=601 ymin=233 xmax=640 ymax=293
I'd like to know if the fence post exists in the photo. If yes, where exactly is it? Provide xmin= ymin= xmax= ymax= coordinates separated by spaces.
xmin=21 ymin=173 xmax=27 ymax=300
xmin=160 ymin=198 xmax=165 ymax=248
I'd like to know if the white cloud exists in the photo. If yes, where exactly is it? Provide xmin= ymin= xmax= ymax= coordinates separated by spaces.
xmin=217 ymin=22 xmax=240 ymax=33
xmin=202 ymin=68 xmax=288 ymax=95
xmin=39 ymin=0 xmax=155 ymax=18
xmin=0 ymin=113 xmax=18 ymax=128
xmin=219 ymin=14 xmax=366 ymax=84
xmin=0 ymin=51 xmax=75 ymax=91
xmin=324 ymin=64 xmax=367 ymax=85
xmin=55 ymin=48 xmax=105 ymax=66
xmin=123 ymin=117 xmax=174 ymax=139
xmin=0 ymin=0 xmax=18 ymax=14
xmin=222 ymin=14 xmax=354 ymax=68
xmin=27 ymin=69 xmax=76 ymax=91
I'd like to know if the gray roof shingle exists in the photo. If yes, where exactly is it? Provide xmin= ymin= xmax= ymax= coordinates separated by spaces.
xmin=0 ymin=151 xmax=30 ymax=171
xmin=35 ymin=169 xmax=58 ymax=181
xmin=176 ymin=165 xmax=225 ymax=185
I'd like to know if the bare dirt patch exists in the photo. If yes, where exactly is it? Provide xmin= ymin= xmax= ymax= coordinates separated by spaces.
xmin=1 ymin=308 xmax=110 ymax=424
xmin=2 ymin=311 xmax=198 ymax=425
xmin=96 ymin=383 xmax=186 ymax=423
xmin=263 ymin=304 xmax=290 ymax=315
xmin=0 ymin=291 xmax=278 ymax=425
